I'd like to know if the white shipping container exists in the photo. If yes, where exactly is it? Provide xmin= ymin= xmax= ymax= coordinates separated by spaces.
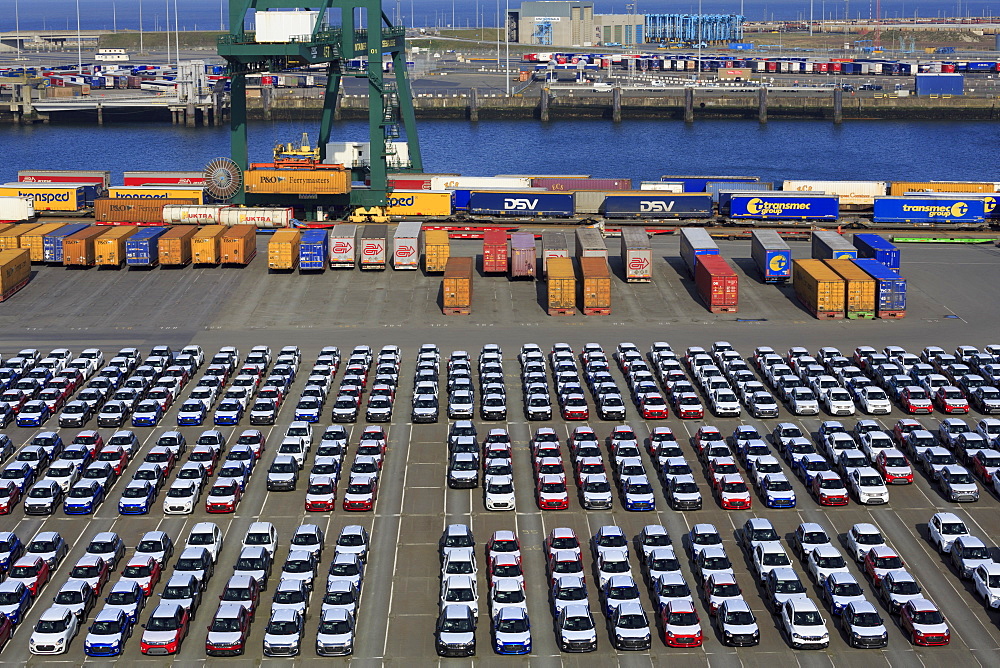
xmin=329 ymin=224 xmax=357 ymax=268
xmin=428 ymin=176 xmax=532 ymax=191
xmin=218 ymin=207 xmax=293 ymax=228
xmin=254 ymin=10 xmax=320 ymax=43
xmin=620 ymin=228 xmax=652 ymax=283
xmin=639 ymin=181 xmax=684 ymax=192
xmin=782 ymin=180 xmax=888 ymax=207
xmin=0 ymin=196 xmax=35 ymax=222
xmin=161 ymin=204 xmax=231 ymax=225
xmin=392 ymin=221 xmax=423 ymax=270
xmin=324 ymin=141 xmax=411 ymax=170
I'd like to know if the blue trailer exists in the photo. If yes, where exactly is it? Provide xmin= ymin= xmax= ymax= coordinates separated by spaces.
xmin=125 ymin=227 xmax=169 ymax=267
xmin=468 ymin=191 xmax=575 ymax=217
xmin=750 ymin=230 xmax=792 ymax=283
xmin=729 ymin=194 xmax=840 ymax=221
xmin=659 ymin=175 xmax=759 ymax=192
xmin=601 ymin=193 xmax=713 ymax=219
xmin=298 ymin=229 xmax=329 ymax=271
xmin=872 ymin=197 xmax=986 ymax=224
xmin=854 ymin=258 xmax=907 ymax=317
xmin=852 ymin=233 xmax=901 ymax=270
xmin=42 ymin=223 xmax=90 ymax=264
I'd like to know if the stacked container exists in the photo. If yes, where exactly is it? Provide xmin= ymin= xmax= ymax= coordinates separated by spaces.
xmin=824 ymin=259 xmax=877 ymax=319
xmin=267 ymin=229 xmax=302 ymax=271
xmin=125 ymin=227 xmax=169 ymax=267
xmin=510 ymin=232 xmax=537 ymax=279
xmin=678 ymin=227 xmax=720 ymax=277
xmin=620 ymin=228 xmax=652 ymax=283
xmin=546 ymin=257 xmax=576 ymax=316
xmin=852 ymin=233 xmax=901 ymax=270
xmin=541 ymin=231 xmax=570 ymax=277
xmin=811 ymin=230 xmax=858 ymax=260
xmin=220 ymin=225 xmax=258 ymax=266
xmin=359 ymin=225 xmax=388 ymax=270
xmin=0 ymin=249 xmax=31 ymax=302
xmin=579 ymin=257 xmax=611 ymax=315
xmin=157 ymin=226 xmax=199 ymax=267
xmin=392 ymin=222 xmax=422 ymax=270
xmin=20 ymin=223 xmax=66 ymax=261
xmin=298 ymin=229 xmax=329 ymax=271
xmin=482 ymin=229 xmax=509 ymax=273
xmin=63 ymin=226 xmax=108 ymax=267
xmin=792 ymin=259 xmax=846 ymax=319
xmin=329 ymin=224 xmax=358 ymax=268
xmin=750 ymin=229 xmax=792 ymax=283
xmin=422 ymin=229 xmax=451 ymax=273
xmin=442 ymin=256 xmax=474 ymax=315
xmin=191 ymin=226 xmax=228 ymax=265
xmin=695 ymin=255 xmax=739 ymax=313
xmin=95 ymin=226 xmax=137 ymax=267
xmin=43 ymin=223 xmax=89 ymax=264
xmin=854 ymin=258 xmax=907 ymax=319
xmin=575 ymin=228 xmax=608 ymax=259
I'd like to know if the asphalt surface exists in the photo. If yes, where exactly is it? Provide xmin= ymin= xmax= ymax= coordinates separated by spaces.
xmin=0 ymin=236 xmax=998 ymax=665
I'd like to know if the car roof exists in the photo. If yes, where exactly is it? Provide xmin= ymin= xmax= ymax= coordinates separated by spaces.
xmin=94 ymin=607 xmax=125 ymax=622
xmin=269 ymin=607 xmax=299 ymax=622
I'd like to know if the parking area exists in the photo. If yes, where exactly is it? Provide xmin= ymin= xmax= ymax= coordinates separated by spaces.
xmin=0 ymin=239 xmax=998 ymax=665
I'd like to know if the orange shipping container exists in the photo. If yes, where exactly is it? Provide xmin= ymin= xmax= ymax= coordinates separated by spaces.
xmin=63 ymin=225 xmax=109 ymax=266
xmin=578 ymin=256 xmax=611 ymax=315
xmin=268 ymin=229 xmax=301 ymax=270
xmin=423 ymin=229 xmax=451 ymax=273
xmin=19 ymin=223 xmax=66 ymax=261
xmin=94 ymin=197 xmax=197 ymax=224
xmin=158 ymin=225 xmax=200 ymax=266
xmin=0 ymin=248 xmax=31 ymax=301
xmin=824 ymin=259 xmax=877 ymax=318
xmin=220 ymin=225 xmax=257 ymax=265
xmin=547 ymin=257 xmax=577 ymax=315
xmin=244 ymin=169 xmax=351 ymax=195
xmin=889 ymin=181 xmax=994 ymax=196
xmin=793 ymin=259 xmax=846 ymax=319
xmin=0 ymin=224 xmax=39 ymax=250
xmin=95 ymin=225 xmax=137 ymax=266
xmin=192 ymin=225 xmax=228 ymax=265
xmin=442 ymin=256 xmax=474 ymax=315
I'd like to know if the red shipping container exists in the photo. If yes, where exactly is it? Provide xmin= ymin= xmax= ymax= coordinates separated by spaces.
xmin=388 ymin=177 xmax=431 ymax=190
xmin=830 ymin=62 xmax=842 ymax=72
xmin=941 ymin=63 xmax=956 ymax=73
xmin=530 ymin=178 xmax=632 ymax=191
xmin=482 ymin=229 xmax=509 ymax=273
xmin=694 ymin=255 xmax=739 ymax=313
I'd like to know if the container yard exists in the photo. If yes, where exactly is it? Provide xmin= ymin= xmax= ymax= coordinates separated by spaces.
xmin=298 ymin=229 xmax=328 ymax=271
xmin=855 ymin=257 xmax=907 ymax=318
xmin=157 ymin=225 xmax=199 ymax=266
xmin=359 ymin=225 xmax=388 ymax=270
xmin=392 ymin=221 xmax=422 ymax=270
xmin=219 ymin=224 xmax=257 ymax=265
xmin=620 ymin=227 xmax=652 ymax=282
xmin=329 ymin=224 xmax=358 ymax=268
xmin=510 ymin=232 xmax=537 ymax=279
xmin=125 ymin=226 xmax=168 ymax=267
xmin=94 ymin=224 xmax=136 ymax=266
xmin=191 ymin=225 xmax=227 ymax=265
xmin=62 ymin=225 xmax=107 ymax=267
xmin=480 ymin=229 xmax=507 ymax=273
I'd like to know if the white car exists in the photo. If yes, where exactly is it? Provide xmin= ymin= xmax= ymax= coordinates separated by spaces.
xmin=440 ymin=574 xmax=479 ymax=617
xmin=29 ymin=605 xmax=79 ymax=654
xmin=845 ymin=523 xmax=888 ymax=563
xmin=779 ymin=597 xmax=829 ymax=649
xmin=162 ymin=479 xmax=201 ymax=514
xmin=860 ymin=431 xmax=896 ymax=463
xmin=848 ymin=468 xmax=889 ymax=505
xmin=787 ymin=387 xmax=820 ymax=416
xmin=858 ymin=386 xmax=892 ymax=414
xmin=927 ymin=512 xmax=970 ymax=553
xmin=709 ymin=389 xmax=741 ymax=417
xmin=806 ymin=545 xmax=851 ymax=584
xmin=823 ymin=388 xmax=857 ymax=416
xmin=284 ymin=422 xmax=313 ymax=449
xmin=484 ymin=475 xmax=515 ymax=512
xmin=973 ymin=563 xmax=1000 ymax=609
xmin=752 ymin=543 xmax=792 ymax=582
xmin=185 ymin=522 xmax=224 ymax=563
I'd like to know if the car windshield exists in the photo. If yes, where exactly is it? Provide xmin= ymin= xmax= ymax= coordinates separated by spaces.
xmin=148 ymin=615 xmax=180 ymax=631
xmin=123 ymin=485 xmax=149 ymax=498
xmin=68 ymin=486 xmax=96 ymax=498
xmin=210 ymin=617 xmax=242 ymax=632
xmin=163 ymin=585 xmax=193 ymax=599
xmin=55 ymin=589 xmax=85 ymax=604
xmin=766 ymin=479 xmax=793 ymax=491
xmin=487 ymin=481 xmax=513 ymax=494
xmin=27 ymin=486 xmax=54 ymax=498
xmin=857 ymin=532 xmax=884 ymax=545
xmin=775 ymin=579 xmax=806 ymax=594
xmin=441 ymin=616 xmax=473 ymax=633
xmin=860 ymin=476 xmax=883 ymax=487
xmin=123 ymin=564 xmax=151 ymax=577
xmin=617 ymin=613 xmax=647 ymax=629
xmin=832 ymin=581 xmax=863 ymax=596
xmin=167 ymin=486 xmax=194 ymax=498
xmin=188 ymin=533 xmax=214 ymax=546
xmin=876 ymin=556 xmax=905 ymax=569
xmin=323 ymin=589 xmax=355 ymax=605
xmin=320 ymin=618 xmax=352 ymax=634
xmin=308 ymin=484 xmax=334 ymax=495
xmin=948 ymin=472 xmax=974 ymax=484
xmin=329 ymin=562 xmax=360 ymax=577
xmin=91 ymin=619 xmax=123 ymax=634
xmin=793 ymin=611 xmax=823 ymax=626
xmin=724 ymin=609 xmax=755 ymax=625
xmin=223 ymin=586 xmax=253 ymax=601
xmin=36 ymin=617 xmax=70 ymax=633
xmin=496 ymin=616 xmax=529 ymax=633
xmin=911 ymin=610 xmax=944 ymax=625
xmin=267 ymin=619 xmax=299 ymax=635
xmin=284 ymin=559 xmax=312 ymax=574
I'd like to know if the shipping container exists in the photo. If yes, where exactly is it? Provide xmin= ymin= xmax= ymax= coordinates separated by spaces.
xmin=161 ymin=204 xmax=232 ymax=225
xmin=43 ymin=223 xmax=89 ymax=263
xmin=852 ymin=233 xmax=901 ymax=270
xmin=854 ymin=258 xmax=907 ymax=318
xmin=329 ymin=224 xmax=358 ymax=268
xmin=442 ymin=256 xmax=474 ymax=315
xmin=0 ymin=186 xmax=84 ymax=212
xmin=157 ymin=225 xmax=199 ymax=266
xmin=546 ymin=257 xmax=576 ymax=315
xmin=17 ymin=169 xmax=110 ymax=191
xmin=0 ymin=248 xmax=31 ymax=302
xmin=541 ymin=230 xmax=570 ymax=276
xmin=531 ymin=177 xmax=632 ymax=191
xmin=20 ymin=223 xmax=68 ymax=261
xmin=218 ymin=207 xmax=294 ymax=229
xmin=695 ymin=254 xmax=739 ymax=313
xmin=468 ymin=192 xmax=575 ymax=217
xmin=298 ymin=229 xmax=328 ymax=271
xmin=430 ymin=176 xmax=532 ymax=190
xmin=575 ymin=228 xmax=608 ymax=259
xmin=359 ymin=225 xmax=388 ymax=270
xmin=219 ymin=225 xmax=257 ymax=266
xmin=0 ymin=224 xmax=39 ymax=251
xmin=639 ymin=181 xmax=684 ymax=192
xmin=792 ymin=259 xmax=846 ymax=319
xmin=782 ymin=180 xmax=887 ymax=208
xmin=267 ymin=228 xmax=301 ymax=270
xmin=811 ymin=230 xmax=859 ymax=260
xmin=95 ymin=225 xmax=137 ymax=266
xmin=191 ymin=225 xmax=228 ymax=265
xmin=107 ymin=186 xmax=206 ymax=204
xmin=579 ymin=256 xmax=611 ymax=315
xmin=122 ymin=171 xmax=206 ymax=186
xmin=62 ymin=225 xmax=108 ymax=267
xmin=482 ymin=229 xmax=508 ymax=273
xmin=422 ymin=229 xmax=451 ymax=273
xmin=243 ymin=169 xmax=350 ymax=195
xmin=872 ymin=196 xmax=986 ymax=224
xmin=95 ymin=197 xmax=198 ymax=224
xmin=0 ymin=196 xmax=35 ymax=223
xmin=750 ymin=229 xmax=792 ymax=283
xmin=888 ymin=181 xmax=994 ymax=196
xmin=679 ymin=227 xmax=720 ymax=277
xmin=824 ymin=259 xmax=877 ymax=319
xmin=601 ymin=193 xmax=714 ymax=219
xmin=510 ymin=232 xmax=537 ymax=279
xmin=660 ymin=175 xmax=759 ymax=191
xmin=391 ymin=221 xmax=422 ymax=270
xmin=125 ymin=226 xmax=168 ymax=267
xmin=707 ymin=181 xmax=772 ymax=202
xmin=620 ymin=227 xmax=652 ymax=283
xmin=385 ymin=191 xmax=452 ymax=217
xmin=914 ymin=73 xmax=963 ymax=95
xmin=571 ymin=190 xmax=607 ymax=215
xmin=728 ymin=193 xmax=840 ymax=220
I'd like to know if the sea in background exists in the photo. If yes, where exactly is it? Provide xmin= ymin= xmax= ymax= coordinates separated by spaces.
xmin=1 ymin=118 xmax=997 ymax=185
xmin=0 ymin=0 xmax=995 ymax=33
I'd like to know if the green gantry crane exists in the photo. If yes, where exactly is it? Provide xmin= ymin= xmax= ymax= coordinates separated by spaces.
xmin=216 ymin=0 xmax=422 ymax=214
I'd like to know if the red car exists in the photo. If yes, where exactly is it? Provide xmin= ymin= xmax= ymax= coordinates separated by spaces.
xmin=707 ymin=457 xmax=740 ymax=484
xmin=7 ymin=555 xmax=50 ymax=595
xmin=205 ymin=479 xmax=242 ymax=513
xmin=56 ymin=369 xmax=83 ymax=392
xmin=72 ymin=430 xmax=104 ymax=456
xmin=900 ymin=599 xmax=950 ymax=646
xmin=893 ymin=419 xmax=924 ymax=447
xmin=488 ymin=554 xmax=524 ymax=589
xmin=188 ymin=446 xmax=219 ymax=476
xmin=37 ymin=387 xmax=67 ymax=413
xmin=875 ymin=450 xmax=914 ymax=484
xmin=144 ymin=447 xmax=176 ymax=477
xmin=713 ymin=473 xmax=751 ymax=510
xmin=536 ymin=474 xmax=569 ymax=510
xmin=533 ymin=457 xmax=566 ymax=482
xmin=811 ymin=471 xmax=849 ymax=506
xmin=257 ymin=386 xmax=284 ymax=408
xmin=146 ymin=387 xmax=174 ymax=412
xmin=560 ymin=394 xmax=589 ymax=420
xmin=0 ymin=480 xmax=21 ymax=514
xmin=934 ymin=386 xmax=969 ymax=414
xmin=694 ymin=426 xmax=724 ymax=456
xmin=547 ymin=550 xmax=585 ymax=585
xmin=121 ymin=555 xmax=162 ymax=596
xmin=0 ymin=612 xmax=11 ymax=651
xmin=639 ymin=393 xmax=669 ymax=419
xmin=660 ymin=600 xmax=704 ymax=647
xmin=96 ymin=446 xmax=130 ymax=476
xmin=863 ymin=546 xmax=906 ymax=587
xmin=544 ymin=527 xmax=582 ymax=560
xmin=673 ymin=392 xmax=704 ymax=419
xmin=1 ymin=390 xmax=28 ymax=412
xmin=140 ymin=603 xmax=190 ymax=655
xmin=343 ymin=475 xmax=378 ymax=511
xmin=574 ymin=457 xmax=606 ymax=486
xmin=900 ymin=387 xmax=933 ymax=414
xmin=69 ymin=555 xmax=111 ymax=595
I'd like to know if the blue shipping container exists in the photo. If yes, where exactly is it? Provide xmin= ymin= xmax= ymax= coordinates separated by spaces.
xmin=601 ymin=194 xmax=713 ymax=219
xmin=872 ymin=197 xmax=985 ymax=224
xmin=42 ymin=223 xmax=90 ymax=264
xmin=468 ymin=192 xmax=575 ymax=217
xmin=452 ymin=190 xmax=472 ymax=211
xmin=853 ymin=258 xmax=907 ymax=313
xmin=915 ymin=73 xmax=964 ymax=96
xmin=707 ymin=181 xmax=773 ymax=202
xmin=729 ymin=194 xmax=840 ymax=220
xmin=299 ymin=229 xmax=329 ymax=271
xmin=852 ymin=233 xmax=901 ymax=270
xmin=125 ymin=227 xmax=169 ymax=267
xmin=659 ymin=175 xmax=759 ymax=192
xmin=750 ymin=230 xmax=792 ymax=283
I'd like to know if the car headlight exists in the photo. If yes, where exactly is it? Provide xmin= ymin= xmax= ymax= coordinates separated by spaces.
xmin=792 ymin=633 xmax=802 ymax=639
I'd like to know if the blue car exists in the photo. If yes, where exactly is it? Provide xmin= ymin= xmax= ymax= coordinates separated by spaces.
xmin=1 ymin=462 xmax=36 ymax=494
xmin=118 ymin=480 xmax=156 ymax=515
xmin=294 ymin=397 xmax=323 ymax=423
xmin=84 ymin=607 xmax=134 ymax=656
xmin=0 ymin=579 xmax=32 ymax=625
xmin=760 ymin=473 xmax=797 ymax=508
xmin=0 ymin=532 xmax=25 ymax=573
xmin=16 ymin=400 xmax=50 ymax=427
xmin=30 ymin=432 xmax=64 ymax=461
xmin=213 ymin=400 xmax=244 ymax=426
xmin=60 ymin=444 xmax=94 ymax=471
xmin=492 ymin=606 xmax=532 ymax=654
xmin=794 ymin=454 xmax=831 ymax=486
xmin=217 ymin=460 xmax=251 ymax=491
xmin=176 ymin=400 xmax=207 ymax=426
xmin=131 ymin=400 xmax=162 ymax=427
xmin=103 ymin=580 xmax=145 ymax=625
xmin=63 ymin=479 xmax=105 ymax=515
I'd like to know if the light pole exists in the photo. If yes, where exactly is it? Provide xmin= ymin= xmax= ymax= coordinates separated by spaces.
xmin=504 ymin=0 xmax=510 ymax=95
xmin=139 ymin=0 xmax=144 ymax=54
xmin=75 ymin=0 xmax=82 ymax=71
